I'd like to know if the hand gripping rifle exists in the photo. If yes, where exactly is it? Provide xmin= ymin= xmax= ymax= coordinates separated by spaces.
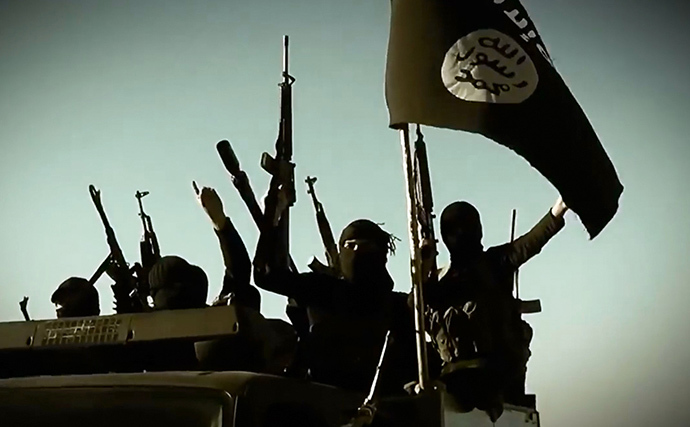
xmin=216 ymin=124 xmax=308 ymax=347
xmin=134 ymin=190 xmax=160 ymax=299
xmin=305 ymin=176 xmax=340 ymax=277
xmin=260 ymin=35 xmax=296 ymax=271
xmin=216 ymin=140 xmax=298 ymax=273
xmin=89 ymin=185 xmax=149 ymax=313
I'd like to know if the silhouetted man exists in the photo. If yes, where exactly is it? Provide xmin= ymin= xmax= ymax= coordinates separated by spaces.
xmin=51 ymin=277 xmax=100 ymax=318
xmin=426 ymin=196 xmax=568 ymax=419
xmin=148 ymin=255 xmax=209 ymax=310
xmin=254 ymin=219 xmax=417 ymax=394
xmin=192 ymin=183 xmax=296 ymax=374
xmin=194 ymin=183 xmax=261 ymax=310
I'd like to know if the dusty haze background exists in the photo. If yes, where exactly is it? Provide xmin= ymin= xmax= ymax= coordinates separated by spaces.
xmin=1 ymin=0 xmax=689 ymax=425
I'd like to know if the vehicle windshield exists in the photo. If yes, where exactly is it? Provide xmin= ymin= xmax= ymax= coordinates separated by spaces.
xmin=0 ymin=386 xmax=230 ymax=427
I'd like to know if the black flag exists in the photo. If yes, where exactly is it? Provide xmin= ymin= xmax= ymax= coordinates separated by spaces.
xmin=385 ymin=0 xmax=623 ymax=239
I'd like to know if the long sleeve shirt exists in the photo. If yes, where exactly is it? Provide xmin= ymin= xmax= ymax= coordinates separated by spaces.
xmin=253 ymin=228 xmax=418 ymax=393
xmin=429 ymin=210 xmax=564 ymax=309
xmin=215 ymin=217 xmax=260 ymax=310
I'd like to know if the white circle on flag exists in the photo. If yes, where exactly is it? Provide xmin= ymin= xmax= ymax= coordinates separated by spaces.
xmin=441 ymin=29 xmax=538 ymax=104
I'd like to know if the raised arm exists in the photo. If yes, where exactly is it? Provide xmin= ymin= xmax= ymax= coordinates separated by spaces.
xmin=253 ymin=223 xmax=303 ymax=297
xmin=254 ymin=223 xmax=347 ymax=310
xmin=503 ymin=196 xmax=568 ymax=269
xmin=195 ymin=183 xmax=256 ymax=302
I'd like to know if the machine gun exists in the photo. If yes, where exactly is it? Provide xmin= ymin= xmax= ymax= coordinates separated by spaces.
xmin=134 ymin=190 xmax=161 ymax=298
xmin=305 ymin=176 xmax=340 ymax=277
xmin=88 ymin=185 xmax=149 ymax=313
xmin=260 ymin=35 xmax=296 ymax=271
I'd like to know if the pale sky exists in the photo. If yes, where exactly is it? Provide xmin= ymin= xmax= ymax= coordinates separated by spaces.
xmin=1 ymin=1 xmax=689 ymax=426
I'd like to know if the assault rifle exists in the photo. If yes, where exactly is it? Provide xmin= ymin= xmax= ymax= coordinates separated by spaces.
xmin=134 ymin=190 xmax=160 ymax=298
xmin=88 ymin=185 xmax=149 ymax=313
xmin=260 ymin=35 xmax=296 ymax=271
xmin=305 ymin=176 xmax=340 ymax=277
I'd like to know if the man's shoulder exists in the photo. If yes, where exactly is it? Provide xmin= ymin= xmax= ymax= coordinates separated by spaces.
xmin=485 ymin=243 xmax=513 ymax=266
xmin=391 ymin=290 xmax=410 ymax=300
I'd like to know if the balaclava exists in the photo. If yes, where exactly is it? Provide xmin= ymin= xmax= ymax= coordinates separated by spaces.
xmin=440 ymin=201 xmax=484 ymax=261
xmin=338 ymin=219 xmax=394 ymax=293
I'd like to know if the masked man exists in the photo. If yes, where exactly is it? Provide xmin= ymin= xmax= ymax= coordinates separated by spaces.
xmin=254 ymin=219 xmax=417 ymax=394
xmin=426 ymin=196 xmax=568 ymax=418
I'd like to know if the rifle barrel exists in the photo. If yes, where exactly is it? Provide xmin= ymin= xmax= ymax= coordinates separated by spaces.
xmin=283 ymin=35 xmax=289 ymax=78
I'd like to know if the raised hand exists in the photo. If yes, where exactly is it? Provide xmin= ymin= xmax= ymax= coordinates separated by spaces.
xmin=193 ymin=181 xmax=226 ymax=230
xmin=551 ymin=195 xmax=568 ymax=218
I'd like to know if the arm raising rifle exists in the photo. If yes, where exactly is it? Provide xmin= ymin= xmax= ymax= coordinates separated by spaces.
xmin=259 ymin=35 xmax=296 ymax=272
xmin=134 ymin=190 xmax=160 ymax=301
xmin=216 ymin=139 xmax=298 ymax=273
xmin=135 ymin=190 xmax=160 ymax=265
xmin=305 ymin=176 xmax=340 ymax=277
xmin=249 ymin=36 xmax=311 ymax=346
xmin=88 ymin=185 xmax=149 ymax=313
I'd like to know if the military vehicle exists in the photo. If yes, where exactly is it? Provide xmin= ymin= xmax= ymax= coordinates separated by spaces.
xmin=0 ymin=304 xmax=540 ymax=426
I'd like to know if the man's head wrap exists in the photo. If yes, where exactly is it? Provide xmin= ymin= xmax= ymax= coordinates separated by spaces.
xmin=51 ymin=277 xmax=100 ymax=318
xmin=440 ymin=201 xmax=484 ymax=256
xmin=148 ymin=255 xmax=208 ymax=310
xmin=338 ymin=219 xmax=397 ymax=255
xmin=337 ymin=219 xmax=395 ymax=292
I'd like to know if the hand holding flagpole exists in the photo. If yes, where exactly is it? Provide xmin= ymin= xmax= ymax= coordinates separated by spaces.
xmin=551 ymin=195 xmax=568 ymax=218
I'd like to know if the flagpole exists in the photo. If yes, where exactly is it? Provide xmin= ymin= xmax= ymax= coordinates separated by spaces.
xmin=510 ymin=209 xmax=520 ymax=299
xmin=399 ymin=124 xmax=429 ymax=391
